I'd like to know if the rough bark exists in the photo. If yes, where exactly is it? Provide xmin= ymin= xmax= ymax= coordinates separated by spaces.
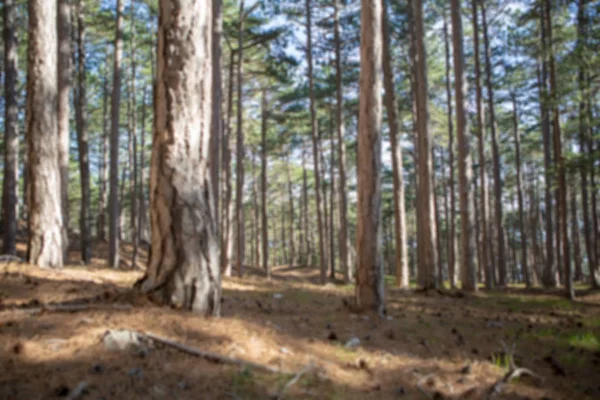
xmin=472 ymin=0 xmax=492 ymax=289
xmin=442 ymin=7 xmax=456 ymax=288
xmin=235 ymin=0 xmax=245 ymax=277
xmin=74 ymin=0 xmax=91 ymax=263
xmin=109 ymin=0 xmax=124 ymax=268
xmin=511 ymin=93 xmax=528 ymax=287
xmin=545 ymin=0 xmax=573 ymax=299
xmin=137 ymin=0 xmax=221 ymax=316
xmin=333 ymin=0 xmax=350 ymax=282
xmin=26 ymin=0 xmax=64 ymax=268
xmin=381 ymin=1 xmax=408 ymax=289
xmin=2 ymin=0 xmax=19 ymax=255
xmin=355 ymin=0 xmax=384 ymax=313
xmin=481 ymin=0 xmax=506 ymax=285
xmin=57 ymin=0 xmax=71 ymax=255
xmin=414 ymin=0 xmax=437 ymax=289
xmin=305 ymin=0 xmax=327 ymax=284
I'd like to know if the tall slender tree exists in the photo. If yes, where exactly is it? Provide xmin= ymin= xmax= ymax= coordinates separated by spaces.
xmin=235 ymin=0 xmax=246 ymax=277
xmin=511 ymin=92 xmax=528 ymax=287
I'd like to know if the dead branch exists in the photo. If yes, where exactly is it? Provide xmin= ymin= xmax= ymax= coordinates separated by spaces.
xmin=277 ymin=362 xmax=314 ymax=400
xmin=485 ymin=367 xmax=543 ymax=400
xmin=0 ymin=303 xmax=132 ymax=314
xmin=143 ymin=331 xmax=294 ymax=375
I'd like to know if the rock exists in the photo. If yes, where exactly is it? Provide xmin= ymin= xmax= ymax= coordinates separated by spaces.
xmin=66 ymin=381 xmax=89 ymax=400
xmin=345 ymin=337 xmax=361 ymax=348
xmin=102 ymin=329 xmax=144 ymax=352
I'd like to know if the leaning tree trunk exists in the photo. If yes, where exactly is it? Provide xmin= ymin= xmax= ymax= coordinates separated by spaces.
xmin=382 ymin=0 xmax=409 ymax=289
xmin=26 ymin=0 xmax=64 ymax=268
xmin=414 ymin=0 xmax=437 ymax=289
xmin=306 ymin=0 xmax=327 ymax=284
xmin=355 ymin=0 xmax=384 ymax=314
xmin=74 ymin=0 xmax=91 ymax=263
xmin=451 ymin=0 xmax=477 ymax=291
xmin=57 ymin=0 xmax=71 ymax=256
xmin=2 ymin=0 xmax=20 ymax=256
xmin=333 ymin=0 xmax=350 ymax=282
xmin=136 ymin=0 xmax=221 ymax=316
xmin=481 ymin=0 xmax=506 ymax=286
xmin=109 ymin=0 xmax=124 ymax=268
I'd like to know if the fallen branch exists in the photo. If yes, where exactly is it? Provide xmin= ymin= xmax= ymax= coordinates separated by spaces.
xmin=0 ymin=255 xmax=24 ymax=264
xmin=0 ymin=303 xmax=132 ymax=314
xmin=416 ymin=374 xmax=435 ymax=399
xmin=485 ymin=367 xmax=542 ymax=400
xmin=277 ymin=362 xmax=314 ymax=400
xmin=143 ymin=331 xmax=293 ymax=375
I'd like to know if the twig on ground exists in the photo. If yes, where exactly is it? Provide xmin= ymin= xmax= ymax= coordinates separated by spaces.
xmin=143 ymin=331 xmax=294 ymax=375
xmin=416 ymin=373 xmax=435 ymax=399
xmin=277 ymin=362 xmax=314 ymax=400
xmin=485 ymin=367 xmax=543 ymax=400
xmin=0 ymin=303 xmax=132 ymax=314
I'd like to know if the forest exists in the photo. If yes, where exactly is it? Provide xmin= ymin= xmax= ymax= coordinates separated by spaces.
xmin=0 ymin=0 xmax=599 ymax=398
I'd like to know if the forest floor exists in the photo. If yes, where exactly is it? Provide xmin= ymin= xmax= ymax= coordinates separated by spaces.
xmin=1 ymin=241 xmax=599 ymax=399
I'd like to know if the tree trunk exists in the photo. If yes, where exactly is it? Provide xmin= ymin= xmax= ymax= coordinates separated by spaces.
xmin=472 ymin=0 xmax=492 ymax=289
xmin=451 ymin=0 xmax=477 ymax=291
xmin=57 ymin=0 xmax=71 ymax=256
xmin=511 ymin=93 xmax=528 ymax=287
xmin=320 ymin=138 xmax=330 ymax=273
xmin=235 ymin=0 xmax=246 ymax=277
xmin=211 ymin=0 xmax=222 ymax=235
xmin=137 ymin=0 xmax=221 ymax=316
xmin=570 ymin=181 xmax=583 ymax=282
xmin=432 ymin=146 xmax=444 ymax=287
xmin=261 ymin=91 xmax=269 ymax=277
xmin=442 ymin=8 xmax=456 ymax=288
xmin=74 ymin=0 xmax=91 ymax=263
xmin=98 ymin=52 xmax=110 ymax=242
xmin=128 ymin=3 xmax=138 ymax=268
xmin=2 ymin=0 xmax=19 ymax=255
xmin=414 ymin=0 xmax=437 ymax=289
xmin=355 ymin=0 xmax=384 ymax=313
xmin=285 ymin=149 xmax=296 ymax=267
xmin=382 ymin=0 xmax=408 ymax=289
xmin=301 ymin=143 xmax=310 ymax=265
xmin=27 ymin=0 xmax=64 ymax=268
xmin=109 ymin=0 xmax=124 ymax=268
xmin=305 ymin=0 xmax=326 ymax=284
xmin=333 ymin=0 xmax=350 ymax=282
xmin=138 ymin=86 xmax=149 ymax=244
xmin=221 ymin=51 xmax=235 ymax=277
xmin=329 ymin=111 xmax=336 ymax=279
xmin=545 ymin=0 xmax=573 ymax=299
xmin=251 ymin=152 xmax=259 ymax=268
xmin=481 ymin=0 xmax=506 ymax=286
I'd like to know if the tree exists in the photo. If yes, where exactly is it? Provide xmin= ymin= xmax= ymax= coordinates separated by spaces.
xmin=381 ymin=0 xmax=408 ymax=289
xmin=261 ymin=90 xmax=270 ymax=279
xmin=414 ymin=0 xmax=437 ymax=289
xmin=2 ymin=0 xmax=19 ymax=256
xmin=305 ymin=0 xmax=327 ymax=284
xmin=136 ymin=0 xmax=221 ymax=316
xmin=355 ymin=0 xmax=384 ymax=313
xmin=109 ymin=0 xmax=124 ymax=268
xmin=74 ymin=0 xmax=91 ymax=263
xmin=26 ymin=0 xmax=64 ymax=268
xmin=97 ymin=51 xmax=111 ymax=242
xmin=451 ymin=0 xmax=477 ymax=291
xmin=128 ymin=3 xmax=138 ymax=268
xmin=235 ymin=0 xmax=246 ymax=277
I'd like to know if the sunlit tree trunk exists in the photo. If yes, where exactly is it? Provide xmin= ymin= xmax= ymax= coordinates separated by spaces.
xmin=306 ymin=0 xmax=326 ymax=283
xmin=356 ymin=0 xmax=384 ymax=313
xmin=382 ymin=0 xmax=408 ymax=288
xmin=27 ymin=0 xmax=64 ymax=268
xmin=137 ymin=0 xmax=221 ymax=316
xmin=2 ymin=0 xmax=20 ymax=255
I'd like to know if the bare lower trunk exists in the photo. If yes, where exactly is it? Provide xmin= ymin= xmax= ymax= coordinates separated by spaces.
xmin=128 ymin=4 xmax=138 ymax=268
xmin=235 ymin=0 xmax=246 ymax=277
xmin=98 ymin=54 xmax=110 ymax=242
xmin=137 ymin=0 xmax=221 ymax=316
xmin=511 ymin=93 xmax=528 ymax=286
xmin=261 ymin=92 xmax=269 ymax=277
xmin=221 ymin=52 xmax=235 ymax=277
xmin=356 ymin=0 xmax=384 ymax=313
xmin=27 ymin=0 xmax=64 ymax=268
xmin=2 ymin=0 xmax=20 ymax=255
xmin=285 ymin=150 xmax=296 ymax=267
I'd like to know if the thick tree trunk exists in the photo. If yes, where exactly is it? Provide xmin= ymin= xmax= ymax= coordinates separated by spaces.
xmin=221 ymin=51 xmax=235 ymax=277
xmin=414 ymin=0 xmax=437 ymax=289
xmin=333 ymin=0 xmax=350 ymax=282
xmin=27 ymin=0 xmax=64 ymax=268
xmin=382 ymin=1 xmax=408 ymax=289
xmin=512 ymin=93 xmax=528 ymax=287
xmin=451 ymin=0 xmax=477 ymax=291
xmin=261 ymin=91 xmax=269 ymax=277
xmin=545 ymin=0 xmax=573 ymax=299
xmin=109 ymin=0 xmax=124 ymax=268
xmin=74 ymin=0 xmax=91 ymax=263
xmin=137 ymin=0 xmax=221 ymax=316
xmin=235 ymin=0 xmax=246 ymax=277
xmin=2 ymin=0 xmax=19 ymax=255
xmin=305 ymin=0 xmax=327 ymax=284
xmin=472 ymin=0 xmax=492 ymax=289
xmin=481 ymin=0 xmax=506 ymax=286
xmin=57 ymin=0 xmax=71 ymax=256
xmin=98 ymin=53 xmax=110 ymax=242
xmin=442 ymin=8 xmax=456 ymax=288
xmin=355 ymin=0 xmax=384 ymax=313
